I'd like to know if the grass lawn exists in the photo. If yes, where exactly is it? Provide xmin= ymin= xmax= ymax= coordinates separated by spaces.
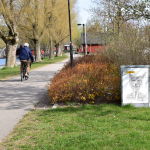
xmin=0 ymin=54 xmax=68 ymax=80
xmin=1 ymin=104 xmax=150 ymax=149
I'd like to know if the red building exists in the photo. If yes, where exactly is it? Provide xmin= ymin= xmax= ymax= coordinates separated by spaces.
xmin=78 ymin=33 xmax=107 ymax=53
xmin=64 ymin=45 xmax=70 ymax=50
xmin=64 ymin=43 xmax=75 ymax=51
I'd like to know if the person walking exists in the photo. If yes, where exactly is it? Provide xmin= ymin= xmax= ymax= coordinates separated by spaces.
xmin=19 ymin=43 xmax=34 ymax=77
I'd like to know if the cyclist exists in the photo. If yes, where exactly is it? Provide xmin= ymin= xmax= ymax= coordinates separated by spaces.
xmin=19 ymin=43 xmax=34 ymax=77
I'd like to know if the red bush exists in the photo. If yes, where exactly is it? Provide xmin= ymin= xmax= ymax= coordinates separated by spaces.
xmin=47 ymin=54 xmax=121 ymax=104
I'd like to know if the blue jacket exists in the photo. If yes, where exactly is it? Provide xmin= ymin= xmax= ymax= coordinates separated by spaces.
xmin=19 ymin=46 xmax=34 ymax=62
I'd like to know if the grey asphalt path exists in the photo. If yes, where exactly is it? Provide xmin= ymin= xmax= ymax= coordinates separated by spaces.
xmin=0 ymin=53 xmax=80 ymax=142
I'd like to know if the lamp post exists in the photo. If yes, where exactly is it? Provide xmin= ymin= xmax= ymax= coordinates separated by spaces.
xmin=77 ymin=24 xmax=86 ymax=56
xmin=68 ymin=0 xmax=73 ymax=67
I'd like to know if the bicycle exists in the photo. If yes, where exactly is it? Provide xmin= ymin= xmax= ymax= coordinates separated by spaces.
xmin=20 ymin=61 xmax=29 ymax=82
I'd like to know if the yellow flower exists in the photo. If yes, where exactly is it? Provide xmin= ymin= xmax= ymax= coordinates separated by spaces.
xmin=83 ymin=79 xmax=87 ymax=83
xmin=81 ymin=96 xmax=86 ymax=101
xmin=88 ymin=94 xmax=95 ymax=100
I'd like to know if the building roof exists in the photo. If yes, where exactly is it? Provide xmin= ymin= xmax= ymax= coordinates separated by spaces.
xmin=81 ymin=33 xmax=111 ymax=45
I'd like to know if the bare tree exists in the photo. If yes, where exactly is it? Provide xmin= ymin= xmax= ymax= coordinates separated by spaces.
xmin=90 ymin=0 xmax=141 ymax=34
xmin=18 ymin=0 xmax=53 ymax=62
xmin=0 ymin=0 xmax=28 ymax=67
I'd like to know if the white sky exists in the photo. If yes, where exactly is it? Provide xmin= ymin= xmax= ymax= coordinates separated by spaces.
xmin=75 ymin=0 xmax=93 ymax=24
xmin=75 ymin=0 xmax=150 ymax=26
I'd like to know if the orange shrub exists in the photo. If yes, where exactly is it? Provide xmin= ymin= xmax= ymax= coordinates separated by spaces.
xmin=47 ymin=55 xmax=121 ymax=104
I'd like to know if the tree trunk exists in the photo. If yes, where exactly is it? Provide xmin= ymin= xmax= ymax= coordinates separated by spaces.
xmin=57 ymin=44 xmax=63 ymax=56
xmin=56 ymin=44 xmax=58 ymax=57
xmin=35 ymin=40 xmax=41 ymax=62
xmin=149 ymin=32 xmax=150 ymax=48
xmin=50 ymin=35 xmax=54 ymax=59
xmin=118 ymin=22 xmax=120 ymax=35
xmin=6 ymin=41 xmax=18 ymax=67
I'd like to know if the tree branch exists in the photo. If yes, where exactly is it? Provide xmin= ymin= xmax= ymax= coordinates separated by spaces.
xmin=0 ymin=29 xmax=7 ymax=43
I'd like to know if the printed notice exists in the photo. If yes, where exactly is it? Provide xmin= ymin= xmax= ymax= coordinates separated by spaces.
xmin=122 ymin=68 xmax=149 ymax=104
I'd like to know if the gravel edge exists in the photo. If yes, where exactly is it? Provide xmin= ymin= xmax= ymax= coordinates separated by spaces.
xmin=34 ymin=92 xmax=52 ymax=110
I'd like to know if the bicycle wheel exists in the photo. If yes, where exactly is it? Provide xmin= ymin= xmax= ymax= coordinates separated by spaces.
xmin=25 ymin=76 xmax=28 ymax=80
xmin=23 ymin=64 xmax=26 ymax=79
xmin=21 ymin=71 xmax=23 ymax=82
xmin=23 ymin=70 xmax=25 ymax=79
xmin=24 ymin=67 xmax=28 ymax=80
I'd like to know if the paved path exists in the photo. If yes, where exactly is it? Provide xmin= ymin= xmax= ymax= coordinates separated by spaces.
xmin=0 ymin=53 xmax=79 ymax=142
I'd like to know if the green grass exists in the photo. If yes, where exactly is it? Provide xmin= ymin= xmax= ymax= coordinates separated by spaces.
xmin=1 ymin=104 xmax=150 ymax=149
xmin=0 ymin=54 xmax=68 ymax=80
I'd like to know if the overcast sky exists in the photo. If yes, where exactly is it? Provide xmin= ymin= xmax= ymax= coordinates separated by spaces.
xmin=75 ymin=0 xmax=93 ymax=24
xmin=75 ymin=0 xmax=150 ymax=27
